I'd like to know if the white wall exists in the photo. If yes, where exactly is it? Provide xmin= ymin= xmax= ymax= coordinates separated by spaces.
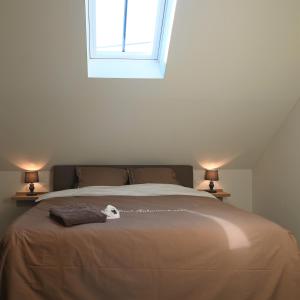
xmin=0 ymin=169 xmax=252 ymax=236
xmin=0 ymin=171 xmax=49 ymax=237
xmin=194 ymin=169 xmax=252 ymax=212
xmin=253 ymin=100 xmax=300 ymax=242
xmin=0 ymin=0 xmax=299 ymax=171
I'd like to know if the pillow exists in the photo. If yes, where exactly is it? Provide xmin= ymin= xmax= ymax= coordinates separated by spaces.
xmin=129 ymin=167 xmax=178 ymax=185
xmin=76 ymin=167 xmax=128 ymax=187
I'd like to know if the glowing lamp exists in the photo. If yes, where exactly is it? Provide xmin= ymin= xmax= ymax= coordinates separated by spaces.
xmin=204 ymin=169 xmax=219 ymax=193
xmin=24 ymin=171 xmax=39 ymax=195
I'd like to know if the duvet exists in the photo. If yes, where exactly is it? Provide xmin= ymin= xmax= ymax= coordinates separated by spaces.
xmin=0 ymin=184 xmax=299 ymax=300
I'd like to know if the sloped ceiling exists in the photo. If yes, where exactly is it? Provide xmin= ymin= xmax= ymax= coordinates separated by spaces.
xmin=0 ymin=0 xmax=299 ymax=171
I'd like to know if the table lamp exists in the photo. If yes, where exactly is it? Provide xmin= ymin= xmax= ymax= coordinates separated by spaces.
xmin=24 ymin=171 xmax=39 ymax=195
xmin=204 ymin=169 xmax=219 ymax=193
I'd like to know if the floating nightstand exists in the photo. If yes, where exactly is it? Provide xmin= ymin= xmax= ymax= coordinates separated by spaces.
xmin=12 ymin=192 xmax=48 ymax=206
xmin=199 ymin=189 xmax=231 ymax=201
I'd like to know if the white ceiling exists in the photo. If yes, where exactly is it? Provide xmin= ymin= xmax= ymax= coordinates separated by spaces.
xmin=0 ymin=0 xmax=299 ymax=171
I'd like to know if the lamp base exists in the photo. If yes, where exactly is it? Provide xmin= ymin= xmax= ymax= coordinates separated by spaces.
xmin=206 ymin=180 xmax=216 ymax=193
xmin=27 ymin=182 xmax=36 ymax=196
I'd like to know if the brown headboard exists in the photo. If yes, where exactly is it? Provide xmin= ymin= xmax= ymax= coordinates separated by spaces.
xmin=52 ymin=165 xmax=194 ymax=191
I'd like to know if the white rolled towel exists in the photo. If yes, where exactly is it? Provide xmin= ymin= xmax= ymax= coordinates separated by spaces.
xmin=102 ymin=205 xmax=120 ymax=220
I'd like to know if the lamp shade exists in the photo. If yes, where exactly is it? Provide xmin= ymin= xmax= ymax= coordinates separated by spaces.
xmin=204 ymin=169 xmax=219 ymax=181
xmin=24 ymin=171 xmax=39 ymax=183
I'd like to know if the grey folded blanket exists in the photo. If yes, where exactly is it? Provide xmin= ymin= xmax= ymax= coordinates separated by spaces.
xmin=49 ymin=204 xmax=107 ymax=227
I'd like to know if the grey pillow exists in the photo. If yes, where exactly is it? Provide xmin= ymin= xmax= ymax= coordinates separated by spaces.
xmin=129 ymin=167 xmax=178 ymax=185
xmin=76 ymin=167 xmax=128 ymax=187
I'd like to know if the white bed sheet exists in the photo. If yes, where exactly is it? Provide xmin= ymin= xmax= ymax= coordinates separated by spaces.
xmin=37 ymin=184 xmax=216 ymax=202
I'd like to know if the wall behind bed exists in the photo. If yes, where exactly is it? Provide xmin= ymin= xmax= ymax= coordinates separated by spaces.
xmin=0 ymin=169 xmax=252 ymax=237
xmin=195 ymin=169 xmax=252 ymax=211
xmin=0 ymin=0 xmax=299 ymax=173
xmin=0 ymin=171 xmax=49 ymax=236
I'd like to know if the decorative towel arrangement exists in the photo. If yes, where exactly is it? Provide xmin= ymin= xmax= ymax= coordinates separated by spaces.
xmin=49 ymin=204 xmax=107 ymax=227
xmin=102 ymin=205 xmax=120 ymax=219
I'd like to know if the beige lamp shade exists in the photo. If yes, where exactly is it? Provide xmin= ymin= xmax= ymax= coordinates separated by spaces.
xmin=204 ymin=169 xmax=219 ymax=181
xmin=24 ymin=171 xmax=39 ymax=183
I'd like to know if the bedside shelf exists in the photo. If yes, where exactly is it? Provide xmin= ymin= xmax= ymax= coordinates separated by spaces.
xmin=213 ymin=191 xmax=231 ymax=200
xmin=199 ymin=189 xmax=231 ymax=201
xmin=12 ymin=192 xmax=48 ymax=206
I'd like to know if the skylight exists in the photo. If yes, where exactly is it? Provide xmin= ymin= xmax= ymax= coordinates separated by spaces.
xmin=85 ymin=0 xmax=177 ymax=78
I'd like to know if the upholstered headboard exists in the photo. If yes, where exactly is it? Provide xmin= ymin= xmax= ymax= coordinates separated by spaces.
xmin=52 ymin=165 xmax=194 ymax=191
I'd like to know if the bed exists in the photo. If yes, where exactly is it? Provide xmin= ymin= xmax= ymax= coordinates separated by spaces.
xmin=0 ymin=165 xmax=299 ymax=300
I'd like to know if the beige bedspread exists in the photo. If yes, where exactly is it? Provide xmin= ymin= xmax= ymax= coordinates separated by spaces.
xmin=1 ymin=195 xmax=299 ymax=300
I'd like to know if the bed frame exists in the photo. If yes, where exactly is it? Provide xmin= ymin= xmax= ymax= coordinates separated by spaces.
xmin=52 ymin=165 xmax=194 ymax=191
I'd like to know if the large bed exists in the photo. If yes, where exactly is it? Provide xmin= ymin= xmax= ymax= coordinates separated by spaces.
xmin=0 ymin=165 xmax=299 ymax=300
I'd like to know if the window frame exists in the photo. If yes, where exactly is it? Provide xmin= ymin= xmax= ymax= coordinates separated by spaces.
xmin=85 ymin=0 xmax=178 ymax=79
xmin=87 ymin=0 xmax=167 ymax=60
